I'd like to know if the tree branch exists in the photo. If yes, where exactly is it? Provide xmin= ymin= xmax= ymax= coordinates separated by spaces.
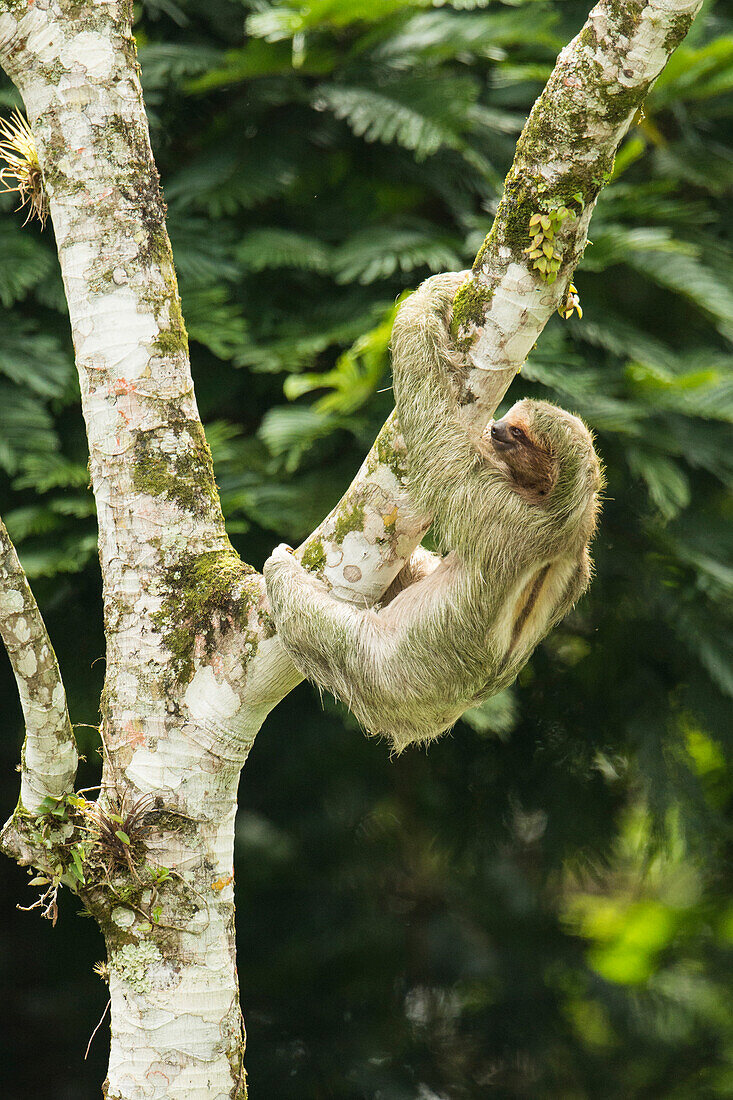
xmin=0 ymin=516 xmax=76 ymax=814
xmin=244 ymin=0 xmax=704 ymax=710
xmin=280 ymin=0 xmax=705 ymax=606
xmin=451 ymin=0 xmax=703 ymax=432
xmin=0 ymin=0 xmax=248 ymax=757
xmin=271 ymin=1 xmax=705 ymax=594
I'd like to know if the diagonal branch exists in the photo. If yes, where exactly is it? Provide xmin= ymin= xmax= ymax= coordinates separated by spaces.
xmin=0 ymin=516 xmax=77 ymax=814
xmin=269 ymin=3 xmax=705 ymax=597
xmin=288 ymin=0 xmax=704 ymax=599
xmin=243 ymin=0 xmax=704 ymax=711
xmin=450 ymin=0 xmax=704 ymax=432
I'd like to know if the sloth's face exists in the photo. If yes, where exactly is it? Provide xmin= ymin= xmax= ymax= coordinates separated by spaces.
xmin=487 ymin=404 xmax=556 ymax=500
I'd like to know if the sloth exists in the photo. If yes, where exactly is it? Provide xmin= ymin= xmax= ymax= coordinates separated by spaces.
xmin=264 ymin=272 xmax=603 ymax=751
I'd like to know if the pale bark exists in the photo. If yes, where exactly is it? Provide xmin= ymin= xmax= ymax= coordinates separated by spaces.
xmin=0 ymin=0 xmax=702 ymax=1097
xmin=452 ymin=0 xmax=703 ymax=435
xmin=0 ymin=515 xmax=76 ymax=815
xmin=0 ymin=2 xmax=254 ymax=1094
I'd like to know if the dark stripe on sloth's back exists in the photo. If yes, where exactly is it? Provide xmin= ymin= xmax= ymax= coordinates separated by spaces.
xmin=507 ymin=563 xmax=551 ymax=658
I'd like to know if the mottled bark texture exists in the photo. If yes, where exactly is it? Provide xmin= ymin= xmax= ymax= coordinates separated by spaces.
xmin=451 ymin=0 xmax=703 ymax=434
xmin=0 ymin=516 xmax=75 ymax=816
xmin=0 ymin=0 xmax=700 ymax=1097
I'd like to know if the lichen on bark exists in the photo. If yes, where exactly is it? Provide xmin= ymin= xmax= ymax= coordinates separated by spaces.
xmin=155 ymin=548 xmax=258 ymax=682
xmin=133 ymin=417 xmax=219 ymax=516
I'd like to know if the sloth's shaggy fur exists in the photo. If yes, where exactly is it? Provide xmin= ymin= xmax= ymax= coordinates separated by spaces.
xmin=265 ymin=272 xmax=603 ymax=750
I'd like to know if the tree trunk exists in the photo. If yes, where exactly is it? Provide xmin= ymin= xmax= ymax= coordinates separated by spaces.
xmin=0 ymin=0 xmax=702 ymax=1095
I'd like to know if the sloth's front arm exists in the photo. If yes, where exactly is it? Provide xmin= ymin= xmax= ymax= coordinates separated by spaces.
xmin=264 ymin=544 xmax=480 ymax=750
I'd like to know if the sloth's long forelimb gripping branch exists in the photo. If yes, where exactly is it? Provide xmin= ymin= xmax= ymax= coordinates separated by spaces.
xmin=265 ymin=544 xmax=481 ymax=750
xmin=390 ymin=273 xmax=479 ymax=533
xmin=0 ymin=517 xmax=76 ymax=813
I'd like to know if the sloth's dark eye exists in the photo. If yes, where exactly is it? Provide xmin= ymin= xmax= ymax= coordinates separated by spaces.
xmin=510 ymin=426 xmax=525 ymax=441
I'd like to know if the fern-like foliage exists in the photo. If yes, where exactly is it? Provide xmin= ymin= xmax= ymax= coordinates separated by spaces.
xmin=236 ymin=228 xmax=333 ymax=273
xmin=0 ymin=224 xmax=52 ymax=306
xmin=315 ymin=73 xmax=479 ymax=161
xmin=283 ymin=293 xmax=408 ymax=413
xmin=330 ymin=224 xmax=465 ymax=284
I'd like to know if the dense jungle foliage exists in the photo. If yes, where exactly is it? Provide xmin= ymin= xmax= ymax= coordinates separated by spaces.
xmin=1 ymin=0 xmax=732 ymax=1096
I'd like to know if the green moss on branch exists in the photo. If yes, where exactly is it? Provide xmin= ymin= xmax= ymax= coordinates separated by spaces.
xmin=133 ymin=419 xmax=218 ymax=516
xmin=155 ymin=550 xmax=257 ymax=682
xmin=301 ymin=538 xmax=327 ymax=573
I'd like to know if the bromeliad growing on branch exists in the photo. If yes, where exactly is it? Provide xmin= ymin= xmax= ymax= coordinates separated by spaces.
xmin=0 ymin=0 xmax=702 ymax=1096
xmin=0 ymin=107 xmax=48 ymax=225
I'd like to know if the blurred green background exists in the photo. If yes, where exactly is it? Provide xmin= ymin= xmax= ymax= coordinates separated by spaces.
xmin=1 ymin=0 xmax=732 ymax=1096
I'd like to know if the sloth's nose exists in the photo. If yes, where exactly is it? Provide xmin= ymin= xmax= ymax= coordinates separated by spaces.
xmin=491 ymin=419 xmax=512 ymax=445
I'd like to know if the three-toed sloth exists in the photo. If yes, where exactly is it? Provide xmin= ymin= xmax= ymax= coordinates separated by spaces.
xmin=265 ymin=272 xmax=603 ymax=751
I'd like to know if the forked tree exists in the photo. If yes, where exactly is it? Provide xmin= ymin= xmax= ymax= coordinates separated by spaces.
xmin=0 ymin=1 xmax=701 ymax=1096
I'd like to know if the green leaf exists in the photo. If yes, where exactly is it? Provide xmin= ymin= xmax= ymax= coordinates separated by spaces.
xmin=0 ymin=318 xmax=74 ymax=399
xmin=185 ymin=40 xmax=336 ymax=92
xmin=139 ymin=43 xmax=222 ymax=92
xmin=374 ymin=8 xmax=558 ymax=65
xmin=12 ymin=533 xmax=98 ymax=579
xmin=652 ymin=36 xmax=733 ymax=106
xmin=315 ymin=73 xmax=479 ymax=161
xmin=71 ymin=849 xmax=85 ymax=884
xmin=259 ymin=406 xmax=338 ymax=471
xmin=0 ymin=383 xmax=59 ymax=475
xmin=284 ymin=294 xmax=407 ymax=414
xmin=628 ymin=450 xmax=691 ymax=520
xmin=626 ymin=249 xmax=733 ymax=343
xmin=166 ymin=146 xmax=297 ymax=216
xmin=330 ymin=225 xmax=464 ymax=284
xmin=11 ymin=454 xmax=89 ymax=493
xmin=169 ymin=215 xmax=240 ymax=284
xmin=247 ymin=0 xmax=431 ymax=40
xmin=462 ymin=688 xmax=517 ymax=738
xmin=236 ymin=228 xmax=332 ymax=273
xmin=35 ymin=796 xmax=59 ymax=816
xmin=182 ymin=286 xmax=249 ymax=360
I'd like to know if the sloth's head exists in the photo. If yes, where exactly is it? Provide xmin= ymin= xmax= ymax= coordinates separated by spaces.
xmin=486 ymin=398 xmax=603 ymax=536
